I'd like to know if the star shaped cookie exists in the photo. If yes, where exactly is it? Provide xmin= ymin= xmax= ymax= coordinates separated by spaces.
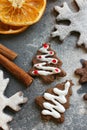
xmin=75 ymin=60 xmax=87 ymax=83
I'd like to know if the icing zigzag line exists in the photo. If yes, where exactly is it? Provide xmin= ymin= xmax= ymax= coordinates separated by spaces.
xmin=42 ymin=81 xmax=70 ymax=118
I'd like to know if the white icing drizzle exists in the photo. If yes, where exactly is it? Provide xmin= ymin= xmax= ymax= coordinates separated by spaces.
xmin=37 ymin=53 xmax=57 ymax=64
xmin=42 ymin=81 xmax=71 ymax=118
xmin=38 ymin=44 xmax=58 ymax=64
xmin=32 ymin=43 xmax=61 ymax=76
xmin=38 ymin=46 xmax=57 ymax=64
xmin=33 ymin=62 xmax=61 ymax=76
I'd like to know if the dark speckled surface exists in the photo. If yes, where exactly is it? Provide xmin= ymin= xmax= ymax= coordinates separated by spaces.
xmin=0 ymin=0 xmax=87 ymax=130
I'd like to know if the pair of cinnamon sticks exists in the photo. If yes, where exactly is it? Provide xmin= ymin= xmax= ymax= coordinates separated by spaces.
xmin=0 ymin=44 xmax=33 ymax=87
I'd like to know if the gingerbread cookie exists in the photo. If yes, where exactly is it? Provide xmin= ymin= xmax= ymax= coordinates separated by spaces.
xmin=51 ymin=0 xmax=87 ymax=49
xmin=75 ymin=60 xmax=87 ymax=84
xmin=35 ymin=80 xmax=73 ymax=123
xmin=0 ymin=70 xmax=28 ymax=130
xmin=29 ymin=43 xmax=66 ymax=83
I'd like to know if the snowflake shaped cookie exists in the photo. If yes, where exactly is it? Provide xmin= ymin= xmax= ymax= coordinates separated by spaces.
xmin=0 ymin=70 xmax=28 ymax=130
xmin=51 ymin=0 xmax=87 ymax=49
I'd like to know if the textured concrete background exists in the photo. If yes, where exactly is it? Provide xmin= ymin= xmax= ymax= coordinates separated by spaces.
xmin=0 ymin=0 xmax=87 ymax=130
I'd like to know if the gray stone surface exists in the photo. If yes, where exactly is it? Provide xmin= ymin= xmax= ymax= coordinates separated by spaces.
xmin=0 ymin=0 xmax=87 ymax=130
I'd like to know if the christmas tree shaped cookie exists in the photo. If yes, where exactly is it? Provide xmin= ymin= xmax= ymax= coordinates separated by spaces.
xmin=0 ymin=70 xmax=28 ymax=130
xmin=29 ymin=43 xmax=66 ymax=83
xmin=35 ymin=80 xmax=73 ymax=123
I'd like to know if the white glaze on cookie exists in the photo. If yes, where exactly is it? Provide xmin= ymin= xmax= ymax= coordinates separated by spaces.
xmin=51 ymin=0 xmax=87 ymax=48
xmin=0 ymin=70 xmax=28 ymax=130
xmin=32 ymin=43 xmax=61 ymax=76
xmin=37 ymin=43 xmax=58 ymax=64
xmin=33 ymin=62 xmax=61 ymax=76
xmin=42 ymin=81 xmax=70 ymax=118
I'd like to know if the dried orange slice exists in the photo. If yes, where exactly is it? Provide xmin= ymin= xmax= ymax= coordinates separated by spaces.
xmin=0 ymin=0 xmax=46 ymax=26
xmin=0 ymin=21 xmax=28 ymax=34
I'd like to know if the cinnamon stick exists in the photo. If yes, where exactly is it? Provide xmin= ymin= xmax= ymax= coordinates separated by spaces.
xmin=0 ymin=44 xmax=18 ymax=60
xmin=0 ymin=54 xmax=33 ymax=87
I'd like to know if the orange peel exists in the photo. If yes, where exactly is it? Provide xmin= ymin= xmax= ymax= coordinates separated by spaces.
xmin=0 ymin=21 xmax=28 ymax=34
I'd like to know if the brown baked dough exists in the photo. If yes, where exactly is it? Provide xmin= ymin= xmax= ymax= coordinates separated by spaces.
xmin=29 ymin=43 xmax=66 ymax=83
xmin=35 ymin=80 xmax=73 ymax=123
